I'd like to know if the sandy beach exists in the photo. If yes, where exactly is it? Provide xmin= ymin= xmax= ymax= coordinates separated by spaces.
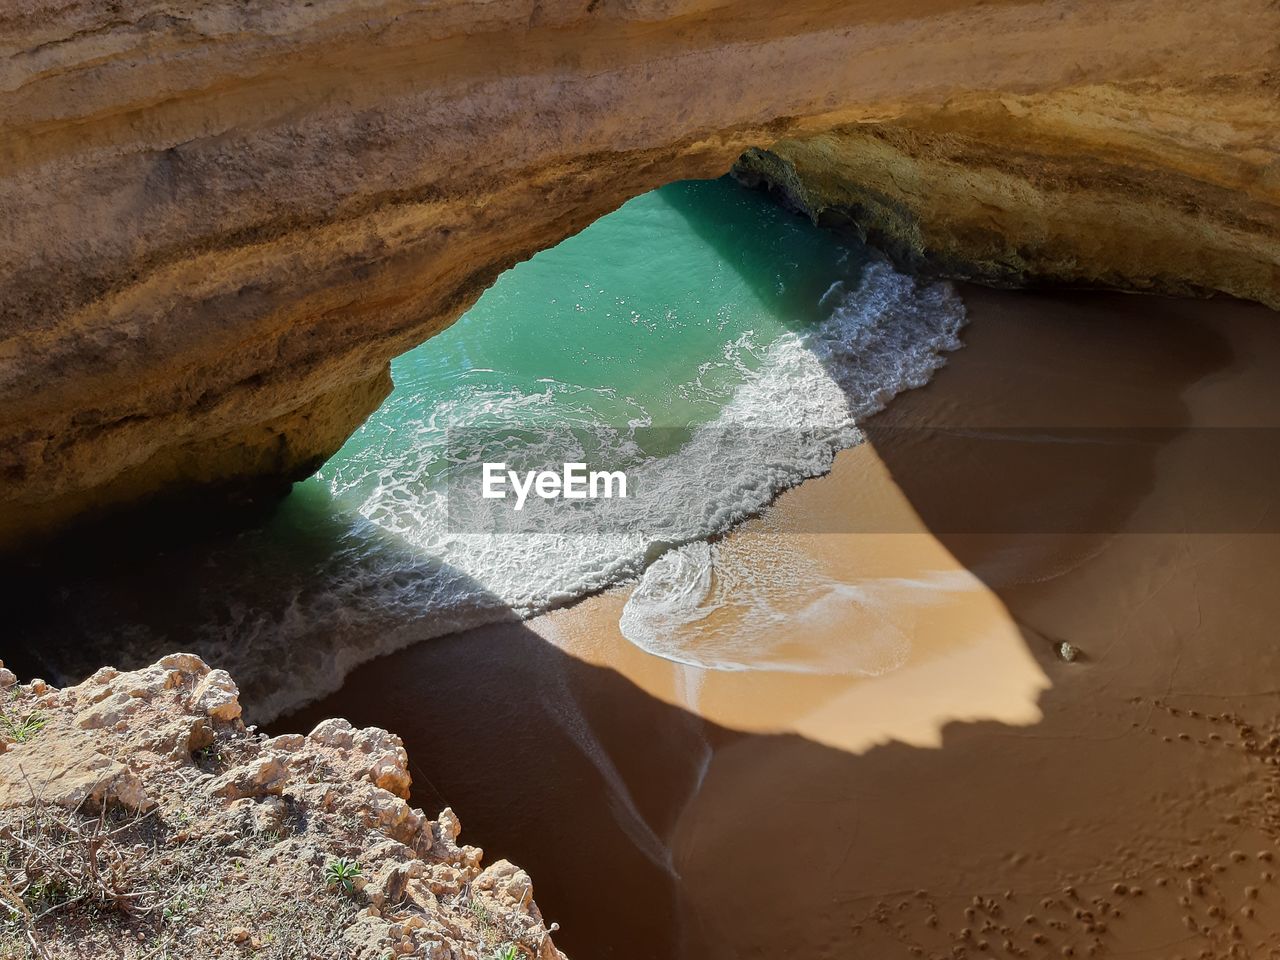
xmin=5 ymin=6 xmax=1277 ymax=959
xmin=282 ymin=285 xmax=1280 ymax=959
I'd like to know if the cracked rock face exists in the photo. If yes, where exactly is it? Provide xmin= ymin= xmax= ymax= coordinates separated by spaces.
xmin=1 ymin=0 xmax=1277 ymax=545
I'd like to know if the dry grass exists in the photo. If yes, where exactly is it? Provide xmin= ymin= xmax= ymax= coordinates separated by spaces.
xmin=0 ymin=775 xmax=363 ymax=960
xmin=0 ymin=785 xmax=158 ymax=958
xmin=0 ymin=688 xmax=47 ymax=746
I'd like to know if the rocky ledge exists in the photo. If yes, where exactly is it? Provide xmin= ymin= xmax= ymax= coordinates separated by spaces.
xmin=0 ymin=655 xmax=563 ymax=959
xmin=2 ymin=0 xmax=1278 ymax=547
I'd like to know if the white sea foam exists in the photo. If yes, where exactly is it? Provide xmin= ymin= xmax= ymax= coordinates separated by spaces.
xmin=178 ymin=259 xmax=965 ymax=720
xmin=616 ymin=263 xmax=969 ymax=671
xmin=620 ymin=535 xmax=983 ymax=675
xmin=347 ymin=261 xmax=963 ymax=614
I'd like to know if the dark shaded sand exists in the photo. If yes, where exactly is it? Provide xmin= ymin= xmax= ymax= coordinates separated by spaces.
xmin=281 ymin=286 xmax=1280 ymax=959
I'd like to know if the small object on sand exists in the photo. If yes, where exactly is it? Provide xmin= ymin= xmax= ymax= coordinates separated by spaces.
xmin=1057 ymin=641 xmax=1080 ymax=662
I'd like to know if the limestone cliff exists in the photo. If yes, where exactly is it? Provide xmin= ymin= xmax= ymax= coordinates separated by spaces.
xmin=733 ymin=83 xmax=1280 ymax=306
xmin=1 ymin=0 xmax=1277 ymax=544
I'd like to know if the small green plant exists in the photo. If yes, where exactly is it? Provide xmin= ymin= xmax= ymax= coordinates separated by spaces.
xmin=491 ymin=945 xmax=519 ymax=960
xmin=324 ymin=857 xmax=362 ymax=893
xmin=162 ymin=897 xmax=191 ymax=926
xmin=193 ymin=744 xmax=224 ymax=768
xmin=0 ymin=708 xmax=46 ymax=743
xmin=23 ymin=876 xmax=72 ymax=912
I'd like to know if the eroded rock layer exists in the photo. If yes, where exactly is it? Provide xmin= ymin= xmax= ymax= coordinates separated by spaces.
xmin=734 ymin=83 xmax=1280 ymax=306
xmin=2 ymin=0 xmax=1277 ymax=544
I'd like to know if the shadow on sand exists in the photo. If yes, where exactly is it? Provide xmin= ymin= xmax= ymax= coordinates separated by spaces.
xmin=277 ymin=289 xmax=1280 ymax=959
xmin=9 ymin=183 xmax=1280 ymax=958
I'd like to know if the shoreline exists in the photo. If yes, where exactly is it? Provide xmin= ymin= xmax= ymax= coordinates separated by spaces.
xmin=281 ymin=284 xmax=1280 ymax=957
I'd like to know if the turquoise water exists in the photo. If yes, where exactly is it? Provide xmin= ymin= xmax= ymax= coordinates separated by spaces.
xmin=314 ymin=177 xmax=870 ymax=509
xmin=14 ymin=178 xmax=964 ymax=719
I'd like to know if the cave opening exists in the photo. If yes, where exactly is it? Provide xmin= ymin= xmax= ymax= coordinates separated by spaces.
xmin=9 ymin=171 xmax=1280 ymax=960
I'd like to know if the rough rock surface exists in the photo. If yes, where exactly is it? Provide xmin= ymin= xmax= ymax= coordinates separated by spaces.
xmin=1 ymin=0 xmax=1277 ymax=544
xmin=733 ymin=82 xmax=1280 ymax=306
xmin=0 ymin=655 xmax=564 ymax=959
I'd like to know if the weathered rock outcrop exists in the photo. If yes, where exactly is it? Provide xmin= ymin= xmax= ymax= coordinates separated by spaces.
xmin=0 ymin=654 xmax=564 ymax=958
xmin=1 ymin=0 xmax=1277 ymax=545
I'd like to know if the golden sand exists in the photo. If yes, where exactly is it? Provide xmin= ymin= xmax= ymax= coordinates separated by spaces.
xmin=287 ymin=287 xmax=1280 ymax=958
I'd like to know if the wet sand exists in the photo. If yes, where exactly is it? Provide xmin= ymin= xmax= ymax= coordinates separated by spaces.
xmin=281 ymin=286 xmax=1280 ymax=959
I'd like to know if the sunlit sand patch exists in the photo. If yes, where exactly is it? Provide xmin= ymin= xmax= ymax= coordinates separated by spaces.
xmin=539 ymin=440 xmax=1050 ymax=755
